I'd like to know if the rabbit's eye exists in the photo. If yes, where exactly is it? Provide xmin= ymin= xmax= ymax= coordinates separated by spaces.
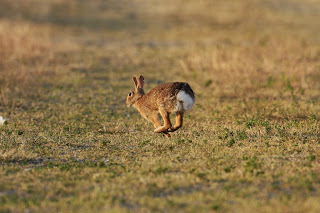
xmin=128 ymin=92 xmax=132 ymax=96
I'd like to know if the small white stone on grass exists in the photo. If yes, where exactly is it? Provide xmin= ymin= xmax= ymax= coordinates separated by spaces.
xmin=0 ymin=116 xmax=6 ymax=125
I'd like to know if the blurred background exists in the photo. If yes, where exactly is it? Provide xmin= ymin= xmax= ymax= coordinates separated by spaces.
xmin=1 ymin=0 xmax=319 ymax=104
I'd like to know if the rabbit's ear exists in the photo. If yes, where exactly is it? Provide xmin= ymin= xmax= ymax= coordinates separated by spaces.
xmin=139 ymin=75 xmax=144 ymax=88
xmin=132 ymin=76 xmax=139 ymax=88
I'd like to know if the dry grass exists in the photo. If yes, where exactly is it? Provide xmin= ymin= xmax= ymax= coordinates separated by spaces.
xmin=0 ymin=20 xmax=52 ymax=104
xmin=0 ymin=0 xmax=320 ymax=212
xmin=182 ymin=37 xmax=320 ymax=100
xmin=0 ymin=17 xmax=78 ymax=105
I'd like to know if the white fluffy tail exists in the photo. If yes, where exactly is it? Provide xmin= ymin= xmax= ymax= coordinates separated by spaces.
xmin=175 ymin=91 xmax=195 ymax=112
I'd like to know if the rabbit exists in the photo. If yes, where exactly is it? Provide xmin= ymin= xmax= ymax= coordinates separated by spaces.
xmin=126 ymin=75 xmax=195 ymax=137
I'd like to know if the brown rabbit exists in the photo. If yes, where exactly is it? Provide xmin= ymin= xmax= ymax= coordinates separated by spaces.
xmin=126 ymin=75 xmax=195 ymax=137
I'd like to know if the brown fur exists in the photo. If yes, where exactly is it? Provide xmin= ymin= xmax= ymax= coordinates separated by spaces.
xmin=126 ymin=75 xmax=195 ymax=137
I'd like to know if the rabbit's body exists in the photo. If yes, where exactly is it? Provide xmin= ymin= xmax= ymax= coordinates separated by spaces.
xmin=126 ymin=76 xmax=195 ymax=137
xmin=136 ymin=82 xmax=194 ymax=113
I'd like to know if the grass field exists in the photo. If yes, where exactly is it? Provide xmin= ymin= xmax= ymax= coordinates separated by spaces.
xmin=1 ymin=0 xmax=320 ymax=212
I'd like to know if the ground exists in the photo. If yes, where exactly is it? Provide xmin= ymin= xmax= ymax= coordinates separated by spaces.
xmin=0 ymin=0 xmax=320 ymax=212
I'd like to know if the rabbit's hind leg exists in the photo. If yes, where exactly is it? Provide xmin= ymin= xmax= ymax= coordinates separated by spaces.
xmin=168 ymin=112 xmax=183 ymax=132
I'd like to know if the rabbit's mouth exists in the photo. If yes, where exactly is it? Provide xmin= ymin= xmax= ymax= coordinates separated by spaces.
xmin=125 ymin=101 xmax=132 ymax=107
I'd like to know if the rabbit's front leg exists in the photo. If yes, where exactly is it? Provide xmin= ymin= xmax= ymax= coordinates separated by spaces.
xmin=154 ymin=106 xmax=172 ymax=133
xmin=152 ymin=114 xmax=170 ymax=137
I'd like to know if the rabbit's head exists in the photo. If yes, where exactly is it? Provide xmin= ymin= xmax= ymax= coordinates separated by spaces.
xmin=126 ymin=75 xmax=145 ymax=107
